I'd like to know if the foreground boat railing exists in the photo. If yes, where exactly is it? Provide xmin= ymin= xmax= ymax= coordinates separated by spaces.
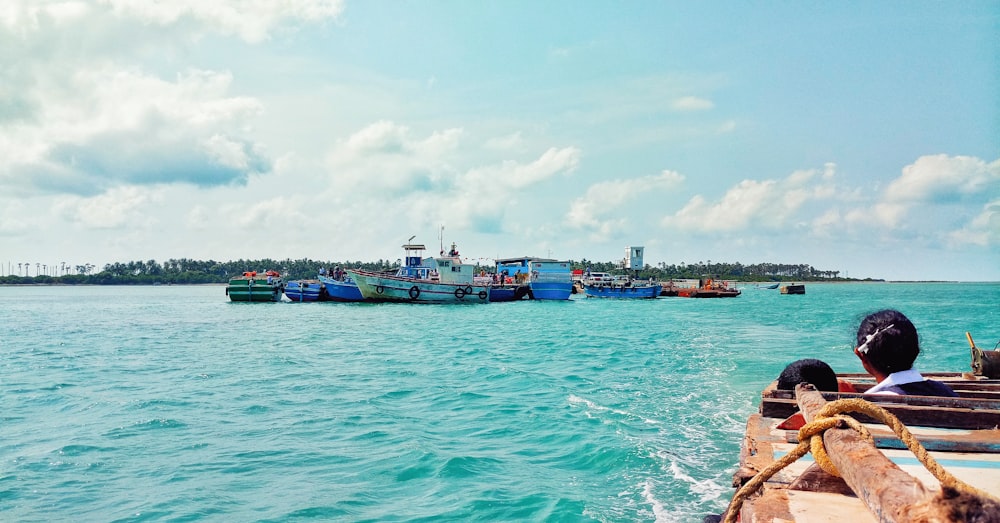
xmin=723 ymin=384 xmax=1000 ymax=522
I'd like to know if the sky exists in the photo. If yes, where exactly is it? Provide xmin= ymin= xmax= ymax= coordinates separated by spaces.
xmin=1 ymin=1 xmax=998 ymax=281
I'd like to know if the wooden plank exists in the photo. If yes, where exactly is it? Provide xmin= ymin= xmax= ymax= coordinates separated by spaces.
xmin=762 ymin=397 xmax=1000 ymax=430
xmin=848 ymin=384 xmax=1000 ymax=399
xmin=786 ymin=428 xmax=1000 ymax=454
xmin=766 ymin=389 xmax=1000 ymax=409
xmin=733 ymin=413 xmax=781 ymax=487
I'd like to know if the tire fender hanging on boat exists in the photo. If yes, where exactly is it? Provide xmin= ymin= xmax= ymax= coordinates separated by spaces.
xmin=409 ymin=286 xmax=420 ymax=300
xmin=478 ymin=290 xmax=488 ymax=300
xmin=454 ymin=287 xmax=466 ymax=299
xmin=376 ymin=285 xmax=385 ymax=294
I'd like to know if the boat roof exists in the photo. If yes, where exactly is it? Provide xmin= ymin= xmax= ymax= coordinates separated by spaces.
xmin=495 ymin=256 xmax=562 ymax=264
xmin=402 ymin=244 xmax=426 ymax=251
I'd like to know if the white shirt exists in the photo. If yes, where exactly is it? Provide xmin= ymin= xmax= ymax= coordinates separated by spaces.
xmin=866 ymin=368 xmax=925 ymax=395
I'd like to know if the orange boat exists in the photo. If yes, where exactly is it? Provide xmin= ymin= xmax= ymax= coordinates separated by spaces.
xmin=670 ymin=277 xmax=741 ymax=298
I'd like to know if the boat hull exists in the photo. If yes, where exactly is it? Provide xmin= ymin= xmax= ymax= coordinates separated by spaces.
xmin=318 ymin=275 xmax=364 ymax=302
xmin=488 ymin=284 xmax=532 ymax=302
xmin=284 ymin=280 xmax=323 ymax=302
xmin=689 ymin=289 xmax=741 ymax=298
xmin=528 ymin=281 xmax=573 ymax=300
xmin=227 ymin=277 xmax=283 ymax=302
xmin=496 ymin=258 xmax=572 ymax=300
xmin=583 ymin=283 xmax=661 ymax=299
xmin=348 ymin=269 xmax=489 ymax=304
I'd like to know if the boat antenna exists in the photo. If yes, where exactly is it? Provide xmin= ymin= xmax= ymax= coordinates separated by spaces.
xmin=439 ymin=225 xmax=444 ymax=256
xmin=407 ymin=235 xmax=415 ymax=245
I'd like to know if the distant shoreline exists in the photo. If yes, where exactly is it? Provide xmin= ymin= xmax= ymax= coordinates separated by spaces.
xmin=3 ymin=280 xmax=993 ymax=287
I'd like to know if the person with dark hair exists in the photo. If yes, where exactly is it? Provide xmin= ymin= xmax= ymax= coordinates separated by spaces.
xmin=854 ymin=309 xmax=957 ymax=397
xmin=774 ymin=359 xmax=856 ymax=430
xmin=777 ymin=358 xmax=840 ymax=392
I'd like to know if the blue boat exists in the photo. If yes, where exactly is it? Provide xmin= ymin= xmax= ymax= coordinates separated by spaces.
xmin=318 ymin=274 xmax=364 ymax=302
xmin=495 ymin=257 xmax=572 ymax=300
xmin=284 ymin=279 xmax=323 ymax=302
xmin=487 ymin=284 xmax=533 ymax=302
xmin=583 ymin=280 xmax=661 ymax=299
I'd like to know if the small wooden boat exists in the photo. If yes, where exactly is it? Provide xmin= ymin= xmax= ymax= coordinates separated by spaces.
xmin=716 ymin=346 xmax=1000 ymax=521
xmin=318 ymin=274 xmax=364 ymax=302
xmin=660 ymin=280 xmax=683 ymax=296
xmin=487 ymin=284 xmax=532 ymax=302
xmin=284 ymin=279 xmax=323 ymax=302
xmin=781 ymin=283 xmax=806 ymax=294
xmin=226 ymin=270 xmax=283 ymax=302
xmin=583 ymin=280 xmax=661 ymax=299
xmin=495 ymin=257 xmax=573 ymax=300
xmin=674 ymin=277 xmax=741 ymax=298
xmin=761 ymin=282 xmax=780 ymax=289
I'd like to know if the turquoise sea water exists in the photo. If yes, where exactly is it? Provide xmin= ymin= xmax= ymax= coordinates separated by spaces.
xmin=3 ymin=283 xmax=998 ymax=522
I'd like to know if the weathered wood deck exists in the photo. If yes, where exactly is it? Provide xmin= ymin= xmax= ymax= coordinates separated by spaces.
xmin=724 ymin=374 xmax=1000 ymax=522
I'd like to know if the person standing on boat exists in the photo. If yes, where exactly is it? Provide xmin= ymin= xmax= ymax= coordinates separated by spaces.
xmin=853 ymin=309 xmax=957 ymax=397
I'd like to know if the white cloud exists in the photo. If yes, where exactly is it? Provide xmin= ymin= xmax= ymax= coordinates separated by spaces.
xmin=662 ymin=167 xmax=836 ymax=233
xmin=329 ymin=121 xmax=462 ymax=196
xmin=716 ymin=120 xmax=737 ymax=134
xmin=945 ymin=199 xmax=1000 ymax=247
xmin=322 ymin=121 xmax=581 ymax=236
xmin=660 ymin=156 xmax=1000 ymax=254
xmin=873 ymin=155 xmax=1000 ymax=228
xmin=0 ymin=0 xmax=344 ymax=197
xmin=99 ymin=0 xmax=345 ymax=43
xmin=1 ymin=0 xmax=344 ymax=45
xmin=53 ymin=185 xmax=153 ymax=229
xmin=671 ymin=96 xmax=714 ymax=111
xmin=0 ymin=67 xmax=269 ymax=195
xmin=226 ymin=196 xmax=308 ymax=228
xmin=567 ymin=170 xmax=685 ymax=240
xmin=485 ymin=132 xmax=524 ymax=151
xmin=505 ymin=147 xmax=581 ymax=189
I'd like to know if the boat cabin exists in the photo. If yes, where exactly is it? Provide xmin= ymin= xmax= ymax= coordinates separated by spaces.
xmin=394 ymin=241 xmax=477 ymax=284
xmin=495 ymin=257 xmax=571 ymax=285
xmin=584 ymin=271 xmax=613 ymax=282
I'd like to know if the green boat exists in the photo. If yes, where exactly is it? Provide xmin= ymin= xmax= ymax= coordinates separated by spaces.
xmin=226 ymin=270 xmax=284 ymax=302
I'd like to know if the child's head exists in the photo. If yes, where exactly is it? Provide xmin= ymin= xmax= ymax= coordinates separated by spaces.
xmin=855 ymin=309 xmax=919 ymax=375
xmin=777 ymin=358 xmax=839 ymax=392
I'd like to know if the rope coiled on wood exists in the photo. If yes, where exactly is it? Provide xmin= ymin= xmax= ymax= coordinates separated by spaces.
xmin=722 ymin=397 xmax=1000 ymax=523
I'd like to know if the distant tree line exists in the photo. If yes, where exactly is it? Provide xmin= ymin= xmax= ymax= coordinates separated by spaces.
xmin=0 ymin=257 xmax=868 ymax=285
xmin=574 ymin=259 xmax=859 ymax=281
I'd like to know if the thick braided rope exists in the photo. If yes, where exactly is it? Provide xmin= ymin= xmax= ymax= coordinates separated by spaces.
xmin=721 ymin=438 xmax=812 ymax=523
xmin=722 ymin=397 xmax=998 ymax=522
